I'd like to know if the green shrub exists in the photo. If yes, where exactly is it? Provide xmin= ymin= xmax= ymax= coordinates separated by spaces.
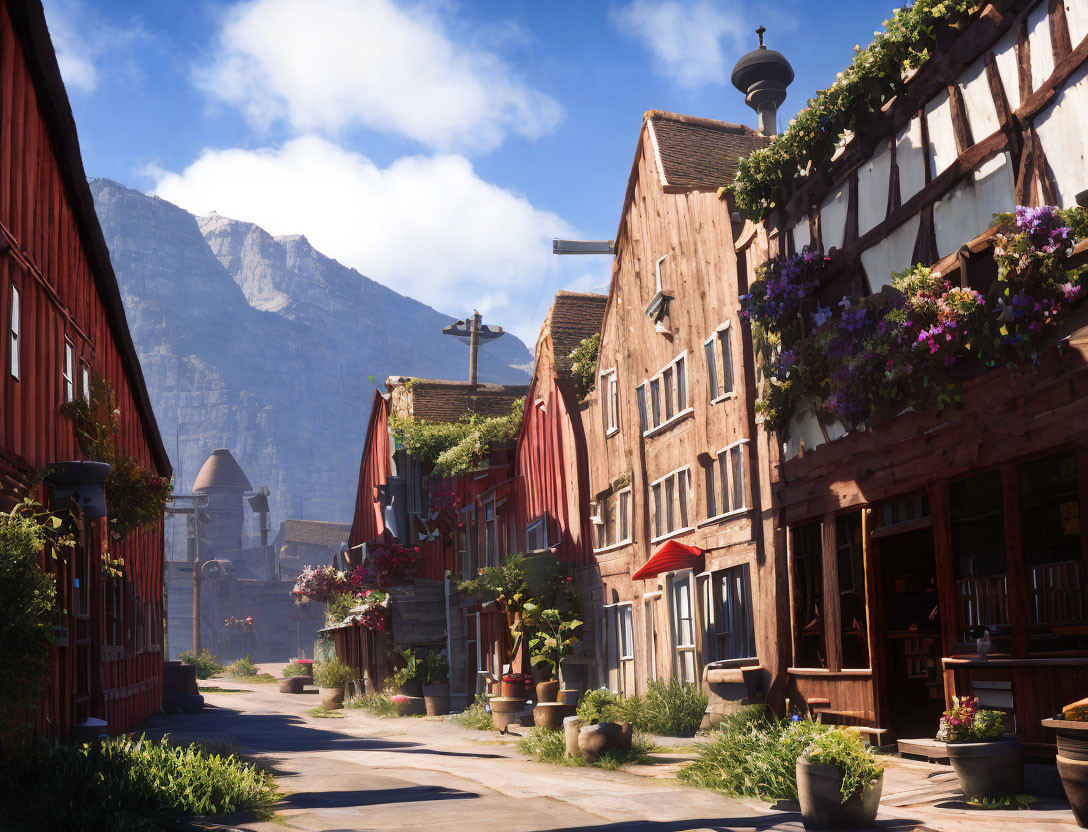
xmin=313 ymin=659 xmax=354 ymax=689
xmin=679 ymin=707 xmax=829 ymax=801
xmin=802 ymin=729 xmax=883 ymax=802
xmin=517 ymin=726 xmax=659 ymax=769
xmin=577 ymin=689 xmax=623 ymax=724
xmin=178 ymin=648 xmax=224 ymax=680
xmin=347 ymin=691 xmax=398 ymax=717
xmin=447 ymin=695 xmax=492 ymax=730
xmin=636 ymin=679 xmax=709 ymax=737
xmin=325 ymin=592 xmax=355 ymax=626
xmin=0 ymin=735 xmax=279 ymax=831
xmin=282 ymin=660 xmax=307 ymax=677
xmin=227 ymin=655 xmax=258 ymax=678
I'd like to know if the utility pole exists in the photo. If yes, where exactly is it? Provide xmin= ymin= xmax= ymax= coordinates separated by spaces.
xmin=165 ymin=494 xmax=208 ymax=654
xmin=443 ymin=310 xmax=505 ymax=384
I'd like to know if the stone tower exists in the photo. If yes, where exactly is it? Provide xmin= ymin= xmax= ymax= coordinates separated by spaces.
xmin=192 ymin=448 xmax=252 ymax=562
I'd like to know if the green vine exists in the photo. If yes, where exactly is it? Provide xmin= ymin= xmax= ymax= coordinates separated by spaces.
xmin=389 ymin=397 xmax=524 ymax=478
xmin=568 ymin=332 xmax=600 ymax=398
xmin=730 ymin=0 xmax=982 ymax=221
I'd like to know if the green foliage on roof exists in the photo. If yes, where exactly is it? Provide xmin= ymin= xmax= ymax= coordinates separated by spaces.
xmin=389 ymin=397 xmax=524 ymax=477
xmin=568 ymin=332 xmax=600 ymax=399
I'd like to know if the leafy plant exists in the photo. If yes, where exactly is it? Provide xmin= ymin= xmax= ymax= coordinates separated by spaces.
xmin=447 ymin=695 xmax=493 ymax=730
xmin=348 ymin=691 xmax=399 ymax=717
xmin=965 ymin=794 xmax=1034 ymax=810
xmin=282 ymin=660 xmax=308 ymax=677
xmin=635 ymin=679 xmax=709 ymax=737
xmin=324 ymin=591 xmax=356 ymax=626
xmin=527 ymin=607 xmax=582 ymax=680
xmin=0 ymin=735 xmax=279 ymax=831
xmin=679 ymin=706 xmax=830 ymax=801
xmin=568 ymin=332 xmax=600 ymax=398
xmin=391 ymin=648 xmax=420 ymax=689
xmin=577 ymin=689 xmax=623 ymax=724
xmin=313 ymin=659 xmax=355 ymax=689
xmin=937 ymin=695 xmax=1006 ymax=743
xmin=178 ymin=648 xmax=224 ymax=680
xmin=802 ymin=728 xmax=883 ymax=802
xmin=389 ymin=397 xmax=524 ymax=477
xmin=0 ymin=513 xmax=56 ymax=748
xmin=422 ymin=650 xmax=449 ymax=685
xmin=227 ymin=655 xmax=258 ymax=678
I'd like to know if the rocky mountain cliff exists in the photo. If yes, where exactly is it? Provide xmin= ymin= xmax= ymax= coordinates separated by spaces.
xmin=90 ymin=178 xmax=532 ymax=541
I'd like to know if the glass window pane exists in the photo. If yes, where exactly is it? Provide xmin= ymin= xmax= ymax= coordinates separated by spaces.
xmin=705 ymin=339 xmax=718 ymax=399
xmin=636 ymin=385 xmax=648 ymax=433
xmin=791 ymin=522 xmax=827 ymax=668
xmin=663 ymin=368 xmax=675 ymax=419
xmin=652 ymin=483 xmax=663 ymax=538
xmin=678 ymin=471 xmax=689 ymax=528
xmin=705 ymin=462 xmax=717 ymax=518
xmin=665 ymin=477 xmax=675 ymax=533
xmin=719 ymin=454 xmax=730 ymax=512
xmin=950 ymin=471 xmax=1008 ymax=645
xmin=835 ymin=513 xmax=868 ymax=669
xmin=732 ymin=446 xmax=745 ymax=510
xmin=676 ymin=357 xmax=686 ymax=411
xmin=720 ymin=329 xmax=734 ymax=394
xmin=619 ymin=491 xmax=630 ymax=541
xmin=650 ymin=380 xmax=661 ymax=427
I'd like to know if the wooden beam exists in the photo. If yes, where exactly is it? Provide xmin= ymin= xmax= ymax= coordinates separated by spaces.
xmin=1017 ymin=15 xmax=1032 ymax=104
xmin=928 ymin=480 xmax=959 ymax=659
xmin=1049 ymin=0 xmax=1072 ymax=64
xmin=1001 ymin=462 xmax=1031 ymax=658
xmin=821 ymin=513 xmax=843 ymax=672
xmin=948 ymin=84 xmax=975 ymax=156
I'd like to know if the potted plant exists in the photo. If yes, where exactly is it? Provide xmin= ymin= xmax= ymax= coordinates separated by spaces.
xmin=797 ymin=728 xmax=884 ymax=829
xmin=391 ymin=648 xmax=422 ymax=697
xmin=937 ymin=696 xmax=1023 ymax=800
xmin=422 ymin=650 xmax=451 ymax=716
xmin=1043 ymin=698 xmax=1088 ymax=827
xmin=313 ymin=659 xmax=354 ymax=710
xmin=528 ymin=607 xmax=581 ymax=704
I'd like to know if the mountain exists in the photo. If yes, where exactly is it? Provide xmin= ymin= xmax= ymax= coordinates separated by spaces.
xmin=90 ymin=178 xmax=532 ymax=540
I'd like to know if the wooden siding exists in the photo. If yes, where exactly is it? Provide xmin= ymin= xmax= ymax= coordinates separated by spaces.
xmin=348 ymin=390 xmax=390 ymax=551
xmin=0 ymin=1 xmax=168 ymax=739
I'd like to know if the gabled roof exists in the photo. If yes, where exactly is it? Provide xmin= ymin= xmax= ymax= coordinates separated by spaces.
xmin=387 ymin=378 xmax=528 ymax=423
xmin=281 ymin=519 xmax=351 ymax=551
xmin=541 ymin=291 xmax=607 ymax=382
xmin=193 ymin=448 xmax=252 ymax=491
xmin=644 ymin=110 xmax=769 ymax=190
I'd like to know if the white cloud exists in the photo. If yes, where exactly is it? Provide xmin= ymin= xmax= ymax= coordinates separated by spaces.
xmin=42 ymin=0 xmax=144 ymax=94
xmin=149 ymin=136 xmax=605 ymax=343
xmin=194 ymin=0 xmax=563 ymax=154
xmin=612 ymin=0 xmax=751 ymax=88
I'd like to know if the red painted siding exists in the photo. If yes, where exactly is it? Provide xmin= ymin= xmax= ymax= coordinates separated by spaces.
xmin=348 ymin=390 xmax=391 ymax=550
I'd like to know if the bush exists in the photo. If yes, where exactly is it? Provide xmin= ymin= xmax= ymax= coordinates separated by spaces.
xmin=347 ymin=692 xmax=398 ymax=717
xmin=447 ymin=695 xmax=492 ymax=730
xmin=313 ymin=659 xmax=354 ymax=689
xmin=679 ymin=707 xmax=829 ymax=801
xmin=227 ymin=656 xmax=258 ymax=678
xmin=803 ymin=729 xmax=883 ymax=802
xmin=178 ymin=649 xmax=224 ymax=680
xmin=517 ymin=726 xmax=659 ymax=770
xmin=637 ymin=678 xmax=709 ymax=737
xmin=577 ymin=689 xmax=623 ymax=724
xmin=0 ymin=735 xmax=279 ymax=831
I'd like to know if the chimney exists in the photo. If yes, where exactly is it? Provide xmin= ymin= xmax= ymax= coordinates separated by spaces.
xmin=731 ymin=27 xmax=795 ymax=136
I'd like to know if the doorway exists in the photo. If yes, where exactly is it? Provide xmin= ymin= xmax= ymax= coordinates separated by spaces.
xmin=875 ymin=527 xmax=944 ymax=738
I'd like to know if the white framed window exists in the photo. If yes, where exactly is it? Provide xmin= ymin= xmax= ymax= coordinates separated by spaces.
xmin=8 ymin=284 xmax=19 ymax=380
xmin=483 ymin=498 xmax=498 ymax=567
xmin=605 ymin=602 xmax=635 ymax=695
xmin=713 ymin=563 xmax=757 ymax=661
xmin=650 ymin=466 xmax=693 ymax=542
xmin=458 ymin=506 xmax=476 ymax=579
xmin=703 ymin=441 xmax=749 ymax=522
xmin=593 ymin=488 xmax=632 ymax=552
xmin=80 ymin=361 xmax=91 ymax=402
xmin=63 ymin=339 xmax=74 ymax=403
xmin=643 ymin=594 xmax=659 ymax=681
xmin=705 ymin=321 xmax=735 ymax=402
xmin=637 ymin=352 xmax=691 ymax=436
xmin=667 ymin=571 xmax=698 ymax=684
xmin=600 ymin=368 xmax=619 ymax=435
xmin=526 ymin=515 xmax=547 ymax=552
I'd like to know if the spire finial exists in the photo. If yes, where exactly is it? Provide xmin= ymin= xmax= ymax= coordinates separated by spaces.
xmin=756 ymin=26 xmax=766 ymax=48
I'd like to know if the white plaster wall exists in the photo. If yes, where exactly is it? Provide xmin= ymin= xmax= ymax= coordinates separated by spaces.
xmin=1036 ymin=60 xmax=1088 ymax=207
xmin=896 ymin=116 xmax=927 ymax=203
xmin=1068 ymin=0 xmax=1088 ymax=46
xmin=792 ymin=218 xmax=811 ymax=252
xmin=959 ymin=55 xmax=1001 ymax=140
xmin=1029 ymin=2 xmax=1056 ymax=92
xmin=858 ymin=140 xmax=892 ymax=235
xmin=820 ymin=185 xmax=849 ymax=251
xmin=860 ymin=214 xmax=921 ymax=290
xmin=933 ymin=153 xmax=1015 ymax=257
xmin=993 ymin=28 xmax=1022 ymax=111
xmin=784 ymin=406 xmax=827 ymax=461
xmin=926 ymin=90 xmax=959 ymax=178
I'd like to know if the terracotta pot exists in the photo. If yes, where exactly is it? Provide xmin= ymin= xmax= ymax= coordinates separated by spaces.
xmin=535 ymin=680 xmax=561 ymax=703
xmin=279 ymin=675 xmax=307 ymax=694
xmin=489 ymin=697 xmax=527 ymax=733
xmin=501 ymin=675 xmax=527 ymax=698
xmin=797 ymin=759 xmax=883 ymax=829
xmin=394 ymin=696 xmax=426 ymax=716
xmin=1044 ymin=717 xmax=1088 ymax=827
xmin=533 ymin=702 xmax=576 ymax=730
xmin=319 ymin=687 xmax=344 ymax=710
xmin=423 ymin=683 xmax=451 ymax=716
xmin=946 ymin=737 xmax=1023 ymax=800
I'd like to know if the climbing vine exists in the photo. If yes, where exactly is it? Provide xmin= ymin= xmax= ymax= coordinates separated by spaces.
xmin=730 ymin=0 xmax=983 ymax=221
xmin=389 ymin=398 xmax=524 ymax=477
xmin=743 ymin=206 xmax=1086 ymax=434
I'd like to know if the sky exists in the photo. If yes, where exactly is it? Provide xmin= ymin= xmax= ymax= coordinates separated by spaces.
xmin=43 ymin=0 xmax=902 ymax=345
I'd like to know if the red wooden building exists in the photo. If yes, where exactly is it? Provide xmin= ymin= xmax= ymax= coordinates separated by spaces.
xmin=0 ymin=0 xmax=171 ymax=738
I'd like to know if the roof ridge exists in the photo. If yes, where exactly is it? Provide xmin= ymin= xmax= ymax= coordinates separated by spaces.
xmin=644 ymin=110 xmax=760 ymax=135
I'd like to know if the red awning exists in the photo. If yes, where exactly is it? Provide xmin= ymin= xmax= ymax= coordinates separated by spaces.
xmin=631 ymin=540 xmax=704 ymax=581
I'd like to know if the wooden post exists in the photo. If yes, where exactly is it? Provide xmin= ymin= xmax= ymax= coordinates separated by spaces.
xmin=929 ymin=481 xmax=958 ymax=660
xmin=862 ymin=508 xmax=889 ymax=731
xmin=192 ymin=501 xmax=202 ymax=654
xmin=821 ymin=513 xmax=842 ymax=672
xmin=1001 ymin=463 xmax=1030 ymax=658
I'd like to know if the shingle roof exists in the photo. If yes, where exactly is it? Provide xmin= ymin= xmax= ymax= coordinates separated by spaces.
xmin=544 ymin=291 xmax=607 ymax=380
xmin=281 ymin=519 xmax=352 ymax=551
xmin=390 ymin=379 xmax=528 ymax=423
xmin=193 ymin=448 xmax=252 ymax=491
xmin=646 ymin=111 xmax=769 ymax=189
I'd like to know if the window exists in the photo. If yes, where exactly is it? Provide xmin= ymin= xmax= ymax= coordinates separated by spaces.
xmin=593 ymin=488 xmax=632 ymax=552
xmin=704 ymin=442 xmax=748 ymax=521
xmin=705 ymin=322 xmax=735 ymax=402
xmin=791 ymin=522 xmax=827 ymax=668
xmin=835 ymin=513 xmax=868 ymax=669
xmin=950 ymin=471 xmax=1008 ymax=645
xmin=457 ymin=506 xmax=476 ymax=578
xmin=483 ymin=498 xmax=498 ymax=567
xmin=63 ymin=340 xmax=74 ymax=402
xmin=8 ymin=284 xmax=19 ymax=379
xmin=651 ymin=467 xmax=692 ymax=541
xmin=605 ymin=603 xmax=635 ymax=695
xmin=80 ymin=361 xmax=91 ymax=402
xmin=600 ymin=368 xmax=619 ymax=434
xmin=635 ymin=385 xmax=648 ymax=433
xmin=104 ymin=578 xmax=123 ymax=648
xmin=668 ymin=572 xmax=697 ymax=683
xmin=714 ymin=564 xmax=756 ymax=660
xmin=638 ymin=353 xmax=690 ymax=435
xmin=526 ymin=515 xmax=547 ymax=552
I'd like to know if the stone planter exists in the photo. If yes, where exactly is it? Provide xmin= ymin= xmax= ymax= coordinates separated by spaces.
xmin=946 ymin=736 xmax=1024 ymax=800
xmin=563 ymin=716 xmax=584 ymax=757
xmin=796 ymin=759 xmax=883 ymax=830
xmin=279 ymin=675 xmax=307 ymax=694
xmin=319 ymin=687 xmax=345 ymax=710
xmin=394 ymin=696 xmax=426 ymax=716
xmin=489 ymin=697 xmax=527 ymax=733
xmin=1043 ymin=717 xmax=1088 ymax=827
xmin=423 ymin=683 xmax=451 ymax=716
xmin=578 ymin=722 xmax=632 ymax=764
xmin=533 ymin=702 xmax=576 ymax=730
xmin=535 ymin=680 xmax=560 ymax=703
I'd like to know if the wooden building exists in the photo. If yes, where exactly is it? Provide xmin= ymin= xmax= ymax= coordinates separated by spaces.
xmin=747 ymin=0 xmax=1088 ymax=750
xmin=0 ymin=0 xmax=171 ymax=738
xmin=580 ymin=110 xmax=782 ymax=709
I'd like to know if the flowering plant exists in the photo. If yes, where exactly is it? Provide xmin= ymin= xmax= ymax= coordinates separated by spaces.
xmin=936 ymin=696 xmax=1006 ymax=743
xmin=357 ymin=544 xmax=419 ymax=588
xmin=427 ymin=480 xmax=460 ymax=519
xmin=223 ymin=615 xmax=254 ymax=633
xmin=803 ymin=728 xmax=884 ymax=802
xmin=292 ymin=565 xmax=349 ymax=604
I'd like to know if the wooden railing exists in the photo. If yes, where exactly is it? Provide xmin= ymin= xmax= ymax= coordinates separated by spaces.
xmin=957 ymin=574 xmax=1008 ymax=632
xmin=1031 ymin=561 xmax=1084 ymax=625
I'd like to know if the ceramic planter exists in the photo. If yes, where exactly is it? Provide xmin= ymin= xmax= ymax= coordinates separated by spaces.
xmin=563 ymin=716 xmax=584 ymax=757
xmin=423 ymin=683 xmax=451 ymax=716
xmin=1043 ymin=717 xmax=1088 ymax=827
xmin=489 ymin=697 xmax=527 ymax=733
xmin=279 ymin=675 xmax=307 ymax=694
xmin=319 ymin=687 xmax=345 ymax=710
xmin=535 ymin=680 xmax=561 ymax=703
xmin=533 ymin=702 xmax=576 ymax=730
xmin=501 ymin=674 xmax=528 ymax=698
xmin=945 ymin=736 xmax=1023 ymax=800
xmin=796 ymin=759 xmax=883 ymax=830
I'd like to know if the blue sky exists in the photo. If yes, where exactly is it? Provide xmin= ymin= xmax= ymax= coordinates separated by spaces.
xmin=45 ymin=0 xmax=901 ymax=343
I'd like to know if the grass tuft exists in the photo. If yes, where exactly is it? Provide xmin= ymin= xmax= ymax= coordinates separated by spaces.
xmin=346 ymin=692 xmax=398 ymax=718
xmin=576 ymin=680 xmax=708 ymax=737
xmin=446 ymin=695 xmax=493 ymax=730
xmin=517 ymin=726 xmax=660 ymax=769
